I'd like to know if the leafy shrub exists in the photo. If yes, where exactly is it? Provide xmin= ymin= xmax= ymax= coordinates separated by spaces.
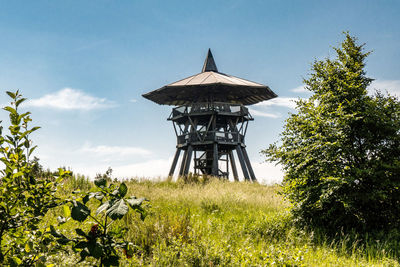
xmin=53 ymin=169 xmax=148 ymax=266
xmin=0 ymin=91 xmax=70 ymax=265
xmin=263 ymin=33 xmax=400 ymax=232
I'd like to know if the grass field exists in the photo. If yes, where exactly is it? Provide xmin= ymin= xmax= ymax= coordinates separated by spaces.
xmin=46 ymin=175 xmax=400 ymax=266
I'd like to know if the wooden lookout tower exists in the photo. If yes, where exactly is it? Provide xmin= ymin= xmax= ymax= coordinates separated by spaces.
xmin=143 ymin=49 xmax=277 ymax=181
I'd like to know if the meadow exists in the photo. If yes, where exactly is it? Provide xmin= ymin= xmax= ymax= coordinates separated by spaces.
xmin=45 ymin=174 xmax=400 ymax=266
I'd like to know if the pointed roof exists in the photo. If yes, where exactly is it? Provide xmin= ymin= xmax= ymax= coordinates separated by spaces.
xmin=202 ymin=49 xmax=218 ymax=72
xmin=142 ymin=50 xmax=277 ymax=106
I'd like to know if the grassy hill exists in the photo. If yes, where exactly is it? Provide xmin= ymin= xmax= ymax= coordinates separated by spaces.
xmin=47 ymin=176 xmax=399 ymax=266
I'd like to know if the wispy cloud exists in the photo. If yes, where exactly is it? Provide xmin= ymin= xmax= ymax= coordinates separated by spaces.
xmin=129 ymin=99 xmax=137 ymax=103
xmin=80 ymin=143 xmax=152 ymax=157
xmin=249 ymin=108 xmax=280 ymax=118
xmin=369 ymin=80 xmax=400 ymax=97
xmin=255 ymin=97 xmax=300 ymax=109
xmin=26 ymin=88 xmax=116 ymax=110
xmin=291 ymin=85 xmax=308 ymax=93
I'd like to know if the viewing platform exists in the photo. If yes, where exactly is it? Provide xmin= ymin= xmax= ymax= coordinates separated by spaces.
xmin=168 ymin=102 xmax=253 ymax=121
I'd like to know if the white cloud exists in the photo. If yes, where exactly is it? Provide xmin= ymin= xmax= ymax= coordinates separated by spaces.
xmin=369 ymin=80 xmax=400 ymax=97
xmin=26 ymin=88 xmax=116 ymax=110
xmin=291 ymin=85 xmax=308 ymax=93
xmin=255 ymin=97 xmax=300 ymax=109
xmin=252 ymin=161 xmax=284 ymax=185
xmin=129 ymin=99 xmax=137 ymax=103
xmin=249 ymin=108 xmax=280 ymax=118
xmin=80 ymin=143 xmax=152 ymax=157
xmin=71 ymin=158 xmax=172 ymax=180
xmin=70 ymin=156 xmax=284 ymax=183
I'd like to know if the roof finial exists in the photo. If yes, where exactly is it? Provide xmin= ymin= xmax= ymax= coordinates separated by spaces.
xmin=202 ymin=48 xmax=218 ymax=72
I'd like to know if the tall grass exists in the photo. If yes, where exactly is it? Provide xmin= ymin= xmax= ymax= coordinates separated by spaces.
xmin=47 ymin=178 xmax=400 ymax=266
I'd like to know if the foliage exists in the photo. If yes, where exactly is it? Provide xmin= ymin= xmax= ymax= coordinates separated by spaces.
xmin=52 ymin=169 xmax=148 ymax=266
xmin=47 ymin=179 xmax=400 ymax=266
xmin=0 ymin=91 xmax=70 ymax=265
xmin=263 ymin=33 xmax=400 ymax=232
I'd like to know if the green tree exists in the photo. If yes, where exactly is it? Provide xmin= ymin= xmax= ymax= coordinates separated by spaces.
xmin=0 ymin=91 xmax=70 ymax=265
xmin=263 ymin=33 xmax=400 ymax=232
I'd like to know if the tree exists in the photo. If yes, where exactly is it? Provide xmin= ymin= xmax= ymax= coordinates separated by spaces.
xmin=263 ymin=33 xmax=400 ymax=232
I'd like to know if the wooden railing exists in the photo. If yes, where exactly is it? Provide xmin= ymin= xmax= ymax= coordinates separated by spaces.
xmin=170 ymin=102 xmax=250 ymax=118
xmin=177 ymin=131 xmax=244 ymax=145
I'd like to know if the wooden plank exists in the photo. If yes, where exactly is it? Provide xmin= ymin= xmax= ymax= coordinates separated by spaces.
xmin=183 ymin=145 xmax=193 ymax=176
xmin=169 ymin=148 xmax=181 ymax=177
xmin=229 ymin=151 xmax=239 ymax=181
xmin=236 ymin=145 xmax=250 ymax=181
xmin=242 ymin=147 xmax=257 ymax=182
xmin=212 ymin=143 xmax=219 ymax=176
xmin=179 ymin=149 xmax=188 ymax=176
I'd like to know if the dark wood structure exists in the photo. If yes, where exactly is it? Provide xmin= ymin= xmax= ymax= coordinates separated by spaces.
xmin=143 ymin=49 xmax=277 ymax=181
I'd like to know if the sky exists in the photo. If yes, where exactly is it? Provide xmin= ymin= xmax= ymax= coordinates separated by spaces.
xmin=0 ymin=0 xmax=399 ymax=184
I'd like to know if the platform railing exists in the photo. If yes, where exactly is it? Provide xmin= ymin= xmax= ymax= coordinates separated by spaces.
xmin=171 ymin=102 xmax=250 ymax=118
xmin=177 ymin=131 xmax=244 ymax=145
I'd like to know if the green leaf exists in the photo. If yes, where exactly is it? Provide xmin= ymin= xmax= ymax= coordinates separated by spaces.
xmin=106 ymin=199 xmax=129 ymax=220
xmin=88 ymin=241 xmax=103 ymax=259
xmin=15 ymin=98 xmax=26 ymax=107
xmin=75 ymin=228 xmax=87 ymax=237
xmin=96 ymin=201 xmax=110 ymax=215
xmin=71 ymin=201 xmax=90 ymax=222
xmin=118 ymin=183 xmax=128 ymax=197
xmin=56 ymin=237 xmax=71 ymax=245
xmin=6 ymin=91 xmax=16 ymax=99
xmin=3 ymin=106 xmax=17 ymax=114
xmin=82 ymin=194 xmax=90 ymax=204
xmin=63 ymin=205 xmax=71 ymax=217
xmin=78 ymin=248 xmax=90 ymax=263
xmin=94 ymin=176 xmax=107 ymax=188
xmin=94 ymin=192 xmax=105 ymax=201
xmin=103 ymin=255 xmax=120 ymax=267
xmin=126 ymin=197 xmax=147 ymax=209
xmin=74 ymin=241 xmax=88 ymax=249
xmin=30 ymin=126 xmax=41 ymax=132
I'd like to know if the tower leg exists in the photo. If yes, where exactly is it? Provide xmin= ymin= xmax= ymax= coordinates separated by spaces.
xmin=242 ymin=147 xmax=257 ymax=182
xmin=212 ymin=143 xmax=219 ymax=176
xmin=229 ymin=151 xmax=239 ymax=181
xmin=169 ymin=148 xmax=181 ymax=177
xmin=183 ymin=145 xmax=193 ymax=176
xmin=236 ymin=145 xmax=250 ymax=181
xmin=179 ymin=149 xmax=188 ymax=176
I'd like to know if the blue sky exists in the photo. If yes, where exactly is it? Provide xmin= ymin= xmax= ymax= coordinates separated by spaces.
xmin=0 ymin=0 xmax=399 ymax=183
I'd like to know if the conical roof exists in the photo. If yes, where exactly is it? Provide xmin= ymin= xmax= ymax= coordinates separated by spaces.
xmin=142 ymin=49 xmax=277 ymax=106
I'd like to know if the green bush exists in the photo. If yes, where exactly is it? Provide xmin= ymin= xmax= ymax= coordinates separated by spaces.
xmin=0 ymin=91 xmax=70 ymax=265
xmin=263 ymin=33 xmax=400 ymax=232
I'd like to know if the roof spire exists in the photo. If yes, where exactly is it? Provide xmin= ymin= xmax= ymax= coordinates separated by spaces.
xmin=202 ymin=48 xmax=218 ymax=72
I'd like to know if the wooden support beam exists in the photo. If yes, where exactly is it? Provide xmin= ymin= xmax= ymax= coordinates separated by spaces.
xmin=183 ymin=145 xmax=193 ymax=176
xmin=242 ymin=147 xmax=257 ymax=182
xmin=212 ymin=143 xmax=218 ymax=176
xmin=236 ymin=145 xmax=250 ymax=181
xmin=169 ymin=148 xmax=181 ymax=177
xmin=179 ymin=149 xmax=188 ymax=176
xmin=229 ymin=151 xmax=239 ymax=181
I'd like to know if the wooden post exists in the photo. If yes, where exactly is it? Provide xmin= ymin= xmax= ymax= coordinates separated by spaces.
xmin=229 ymin=151 xmax=239 ymax=181
xmin=169 ymin=148 xmax=181 ymax=177
xmin=183 ymin=145 xmax=193 ymax=176
xmin=179 ymin=149 xmax=188 ymax=176
xmin=242 ymin=147 xmax=257 ymax=182
xmin=236 ymin=145 xmax=250 ymax=181
xmin=212 ymin=143 xmax=218 ymax=176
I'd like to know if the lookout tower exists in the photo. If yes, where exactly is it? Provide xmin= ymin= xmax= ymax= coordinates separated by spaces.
xmin=143 ymin=49 xmax=277 ymax=181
